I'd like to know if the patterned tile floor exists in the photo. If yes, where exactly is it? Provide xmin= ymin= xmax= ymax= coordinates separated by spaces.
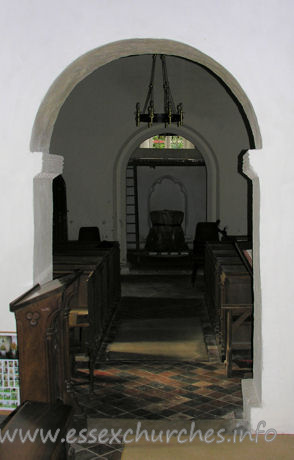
xmin=72 ymin=360 xmax=246 ymax=459
xmin=71 ymin=272 xmax=251 ymax=458
xmin=71 ymin=440 xmax=123 ymax=460
xmin=75 ymin=361 xmax=244 ymax=421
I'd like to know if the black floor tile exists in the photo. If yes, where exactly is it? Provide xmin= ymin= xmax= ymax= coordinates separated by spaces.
xmin=73 ymin=273 xmax=246 ymax=428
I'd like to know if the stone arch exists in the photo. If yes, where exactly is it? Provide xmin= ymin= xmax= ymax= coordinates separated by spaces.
xmin=30 ymin=38 xmax=262 ymax=154
xmin=30 ymin=37 xmax=263 ymax=432
xmin=114 ymin=123 xmax=218 ymax=264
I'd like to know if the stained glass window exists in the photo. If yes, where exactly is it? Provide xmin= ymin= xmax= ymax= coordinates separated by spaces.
xmin=152 ymin=135 xmax=166 ymax=149
xmin=170 ymin=136 xmax=184 ymax=149
xmin=140 ymin=135 xmax=194 ymax=149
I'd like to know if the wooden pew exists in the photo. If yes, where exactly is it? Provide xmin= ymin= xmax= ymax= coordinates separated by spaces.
xmin=53 ymin=254 xmax=115 ymax=333
xmin=204 ymin=240 xmax=253 ymax=376
xmin=214 ymin=256 xmax=243 ymax=303
xmin=204 ymin=243 xmax=237 ymax=327
xmin=53 ymin=248 xmax=121 ymax=389
xmin=54 ymin=240 xmax=121 ymax=305
xmin=219 ymin=264 xmax=253 ymax=376
xmin=204 ymin=243 xmax=236 ymax=292
xmin=223 ymin=304 xmax=253 ymax=377
xmin=53 ymin=256 xmax=107 ymax=321
xmin=205 ymin=256 xmax=242 ymax=338
xmin=0 ymin=400 xmax=73 ymax=460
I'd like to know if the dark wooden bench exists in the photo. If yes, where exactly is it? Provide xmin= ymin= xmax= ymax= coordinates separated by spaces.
xmin=53 ymin=246 xmax=121 ymax=389
xmin=53 ymin=256 xmax=107 ymax=320
xmin=0 ymin=400 xmax=73 ymax=459
xmin=219 ymin=264 xmax=253 ymax=376
xmin=203 ymin=240 xmax=253 ymax=376
xmin=211 ymin=255 xmax=243 ymax=332
xmin=223 ymin=304 xmax=253 ymax=377
xmin=204 ymin=243 xmax=237 ymax=325
xmin=53 ymin=254 xmax=117 ymax=334
xmin=54 ymin=240 xmax=121 ymax=305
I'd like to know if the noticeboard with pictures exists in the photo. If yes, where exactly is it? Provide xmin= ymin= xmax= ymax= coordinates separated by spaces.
xmin=0 ymin=333 xmax=20 ymax=411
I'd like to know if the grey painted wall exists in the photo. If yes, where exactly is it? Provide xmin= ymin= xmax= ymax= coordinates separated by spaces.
xmin=50 ymin=55 xmax=250 ymax=240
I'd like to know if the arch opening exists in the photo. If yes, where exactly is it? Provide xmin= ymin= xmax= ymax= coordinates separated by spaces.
xmin=125 ymin=133 xmax=208 ymax=256
xmin=31 ymin=39 xmax=260 ymax=271
xmin=118 ymin=127 xmax=217 ymax=264
xmin=31 ymin=38 xmax=262 ymax=429
xmin=31 ymin=39 xmax=261 ymax=154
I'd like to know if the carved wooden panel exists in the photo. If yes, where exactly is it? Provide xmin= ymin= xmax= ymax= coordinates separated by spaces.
xmin=10 ymin=273 xmax=79 ymax=405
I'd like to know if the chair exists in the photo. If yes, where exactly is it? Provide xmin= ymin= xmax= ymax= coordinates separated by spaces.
xmin=78 ymin=226 xmax=101 ymax=242
xmin=68 ymin=292 xmax=91 ymax=389
xmin=69 ymin=269 xmax=100 ymax=392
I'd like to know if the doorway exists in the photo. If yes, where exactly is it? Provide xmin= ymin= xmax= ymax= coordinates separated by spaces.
xmin=125 ymin=134 xmax=207 ymax=259
xmin=31 ymin=38 xmax=261 ymax=432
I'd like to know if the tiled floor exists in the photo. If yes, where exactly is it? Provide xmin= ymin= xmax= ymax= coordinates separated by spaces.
xmin=75 ymin=361 xmax=244 ymax=421
xmin=71 ymin=440 xmax=124 ymax=459
xmin=72 ymin=357 xmax=245 ymax=459
xmin=71 ymin=272 xmax=250 ymax=460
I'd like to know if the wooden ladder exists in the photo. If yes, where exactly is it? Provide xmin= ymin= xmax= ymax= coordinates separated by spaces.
xmin=126 ymin=164 xmax=139 ymax=250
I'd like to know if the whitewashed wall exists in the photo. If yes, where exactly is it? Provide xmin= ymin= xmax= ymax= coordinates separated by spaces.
xmin=1 ymin=0 xmax=294 ymax=433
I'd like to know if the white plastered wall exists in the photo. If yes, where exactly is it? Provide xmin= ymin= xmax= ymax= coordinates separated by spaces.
xmin=1 ymin=0 xmax=294 ymax=433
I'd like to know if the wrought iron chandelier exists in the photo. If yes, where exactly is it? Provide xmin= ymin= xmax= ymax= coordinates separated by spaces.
xmin=135 ymin=54 xmax=183 ymax=128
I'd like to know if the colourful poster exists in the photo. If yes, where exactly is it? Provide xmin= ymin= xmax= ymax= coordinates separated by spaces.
xmin=0 ymin=333 xmax=20 ymax=411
